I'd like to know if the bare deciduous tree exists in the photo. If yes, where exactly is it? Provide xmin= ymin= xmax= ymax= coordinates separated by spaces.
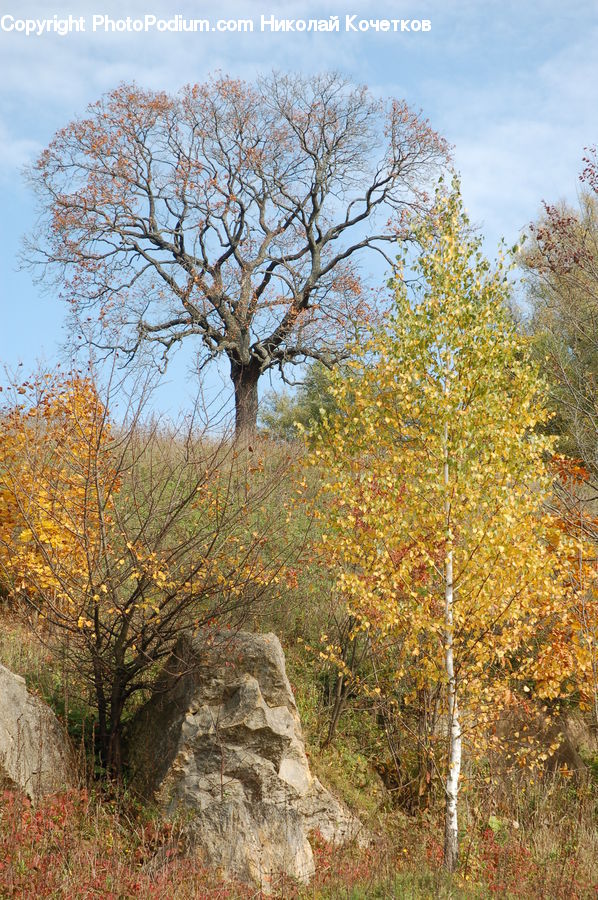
xmin=25 ymin=72 xmax=449 ymax=436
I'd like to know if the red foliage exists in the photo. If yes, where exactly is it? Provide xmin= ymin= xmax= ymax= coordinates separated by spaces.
xmin=0 ymin=788 xmax=249 ymax=899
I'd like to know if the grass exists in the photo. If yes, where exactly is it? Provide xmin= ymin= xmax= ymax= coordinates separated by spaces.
xmin=2 ymin=782 xmax=596 ymax=898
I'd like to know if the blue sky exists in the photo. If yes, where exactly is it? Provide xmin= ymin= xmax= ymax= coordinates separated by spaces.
xmin=1 ymin=0 xmax=597 ymax=414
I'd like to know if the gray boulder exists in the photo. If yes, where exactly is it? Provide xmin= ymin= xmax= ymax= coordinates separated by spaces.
xmin=0 ymin=663 xmax=74 ymax=800
xmin=127 ymin=631 xmax=364 ymax=891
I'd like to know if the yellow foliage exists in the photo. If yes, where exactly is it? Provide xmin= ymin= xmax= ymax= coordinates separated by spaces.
xmin=310 ymin=182 xmax=572 ymax=748
xmin=0 ymin=374 xmax=117 ymax=607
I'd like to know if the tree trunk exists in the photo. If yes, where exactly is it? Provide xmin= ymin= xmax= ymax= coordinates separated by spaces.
xmin=93 ymin=657 xmax=109 ymax=772
xmin=230 ymin=359 xmax=260 ymax=440
xmin=106 ymin=687 xmax=126 ymax=781
xmin=106 ymin=725 xmax=123 ymax=781
xmin=443 ymin=561 xmax=461 ymax=871
xmin=443 ymin=420 xmax=462 ymax=872
xmin=323 ymin=671 xmax=349 ymax=748
xmin=94 ymin=661 xmax=125 ymax=781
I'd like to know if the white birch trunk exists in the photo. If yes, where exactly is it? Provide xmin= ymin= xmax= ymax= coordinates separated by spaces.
xmin=443 ymin=421 xmax=462 ymax=872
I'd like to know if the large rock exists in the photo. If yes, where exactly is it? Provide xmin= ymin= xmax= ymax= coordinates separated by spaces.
xmin=0 ymin=663 xmax=74 ymax=800
xmin=127 ymin=631 xmax=364 ymax=891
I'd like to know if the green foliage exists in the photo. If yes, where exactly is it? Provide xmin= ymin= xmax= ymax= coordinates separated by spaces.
xmin=260 ymin=362 xmax=338 ymax=441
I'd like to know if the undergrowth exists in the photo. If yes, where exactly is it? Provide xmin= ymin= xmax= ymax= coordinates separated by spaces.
xmin=2 ymin=602 xmax=598 ymax=897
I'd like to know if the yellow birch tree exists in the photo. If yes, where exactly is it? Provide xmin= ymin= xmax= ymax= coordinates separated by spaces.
xmin=311 ymin=182 xmax=568 ymax=871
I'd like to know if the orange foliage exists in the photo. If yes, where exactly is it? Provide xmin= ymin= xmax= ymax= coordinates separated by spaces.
xmin=0 ymin=374 xmax=117 ymax=607
xmin=537 ymin=456 xmax=598 ymax=714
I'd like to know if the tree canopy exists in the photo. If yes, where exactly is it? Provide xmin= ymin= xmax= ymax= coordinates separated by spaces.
xmin=26 ymin=72 xmax=449 ymax=436
xmin=311 ymin=183 xmax=568 ymax=870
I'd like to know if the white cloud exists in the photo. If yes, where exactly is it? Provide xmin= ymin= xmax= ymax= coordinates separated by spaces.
xmin=418 ymin=18 xmax=598 ymax=248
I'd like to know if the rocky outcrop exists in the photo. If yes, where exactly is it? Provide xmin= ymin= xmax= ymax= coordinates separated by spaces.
xmin=126 ymin=631 xmax=364 ymax=891
xmin=0 ymin=663 xmax=74 ymax=800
